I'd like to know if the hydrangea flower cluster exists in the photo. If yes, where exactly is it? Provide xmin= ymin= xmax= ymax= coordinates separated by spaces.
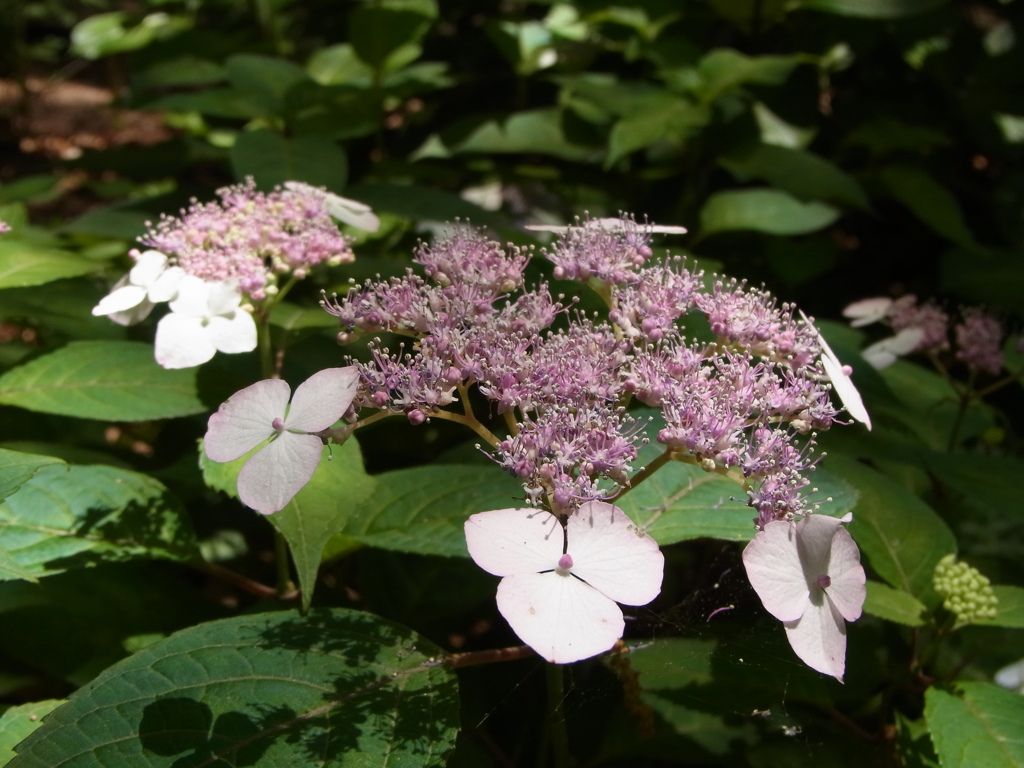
xmin=844 ymin=296 xmax=1010 ymax=375
xmin=933 ymin=553 xmax=999 ymax=627
xmin=205 ymin=215 xmax=869 ymax=671
xmin=92 ymin=179 xmax=377 ymax=368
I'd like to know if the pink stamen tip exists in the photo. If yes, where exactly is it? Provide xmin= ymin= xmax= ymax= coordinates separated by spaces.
xmin=841 ymin=365 xmax=853 ymax=376
xmin=558 ymin=553 xmax=574 ymax=570
xmin=816 ymin=574 xmax=832 ymax=589
xmin=271 ymin=417 xmax=285 ymax=431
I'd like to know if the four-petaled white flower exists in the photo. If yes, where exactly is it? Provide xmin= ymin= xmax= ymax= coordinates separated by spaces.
xmin=464 ymin=502 xmax=664 ymax=664
xmin=742 ymin=513 xmax=866 ymax=682
xmin=92 ymin=250 xmax=185 ymax=326
xmin=204 ymin=368 xmax=360 ymax=514
xmin=155 ymin=276 xmax=257 ymax=369
xmin=842 ymin=297 xmax=893 ymax=328
xmin=861 ymin=327 xmax=926 ymax=370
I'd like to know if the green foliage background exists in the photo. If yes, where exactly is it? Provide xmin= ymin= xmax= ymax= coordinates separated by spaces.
xmin=1 ymin=0 xmax=1024 ymax=766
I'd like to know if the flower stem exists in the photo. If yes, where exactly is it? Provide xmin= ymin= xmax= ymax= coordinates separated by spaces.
xmin=445 ymin=645 xmax=536 ymax=668
xmin=616 ymin=449 xmax=674 ymax=500
xmin=427 ymin=409 xmax=503 ymax=448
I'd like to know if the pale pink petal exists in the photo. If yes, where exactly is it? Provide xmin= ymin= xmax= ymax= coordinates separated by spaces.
xmin=155 ymin=312 xmax=216 ymax=369
xmin=795 ymin=514 xmax=844 ymax=581
xmin=464 ymin=508 xmax=563 ymax=577
xmin=207 ymin=311 xmax=258 ymax=354
xmin=784 ymin=591 xmax=848 ymax=682
xmin=168 ymin=275 xmax=211 ymax=317
xmin=129 ymin=250 xmax=168 ymax=286
xmin=92 ymin=284 xmax=148 ymax=316
xmin=204 ymin=378 xmax=291 ymax=462
xmin=742 ymin=520 xmax=810 ymax=623
xmin=285 ymin=367 xmax=361 ymax=432
xmin=842 ymin=297 xmax=892 ymax=327
xmin=238 ymin=431 xmax=324 ymax=514
xmin=565 ymin=502 xmax=664 ymax=606
xmin=496 ymin=571 xmax=624 ymax=664
xmin=824 ymin=525 xmax=866 ymax=622
xmin=147 ymin=265 xmax=185 ymax=302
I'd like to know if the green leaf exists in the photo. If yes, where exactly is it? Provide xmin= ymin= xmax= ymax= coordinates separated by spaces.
xmin=925 ymin=682 xmax=1024 ymax=768
xmin=0 ymin=243 xmax=95 ymax=289
xmin=798 ymin=0 xmax=949 ymax=18
xmin=441 ymin=109 xmax=595 ymax=161
xmin=0 ymin=465 xmax=198 ymax=580
xmin=831 ymin=456 xmax=956 ymax=600
xmin=720 ymin=144 xmax=870 ymax=210
xmin=876 ymin=165 xmax=976 ymax=248
xmin=696 ymin=49 xmax=807 ymax=101
xmin=0 ymin=341 xmax=206 ymax=421
xmin=0 ymin=448 xmax=65 ymax=503
xmin=200 ymin=439 xmax=377 ymax=611
xmin=940 ymin=248 xmax=1024 ymax=315
xmin=606 ymin=97 xmax=710 ymax=166
xmin=70 ymin=11 xmax=190 ymax=58
xmin=345 ymin=182 xmax=505 ymax=227
xmin=269 ymin=301 xmax=341 ymax=332
xmin=225 ymin=54 xmax=310 ymax=115
xmin=863 ymin=580 xmax=926 ymax=626
xmin=349 ymin=6 xmax=433 ymax=71
xmin=698 ymin=188 xmax=839 ymax=237
xmin=7 ymin=609 xmax=459 ymax=768
xmin=230 ymin=130 xmax=348 ymax=191
xmin=976 ymin=586 xmax=1024 ymax=629
xmin=0 ymin=700 xmax=64 ymax=763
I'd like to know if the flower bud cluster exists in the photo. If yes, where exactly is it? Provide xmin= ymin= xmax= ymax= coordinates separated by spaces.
xmin=143 ymin=177 xmax=355 ymax=300
xmin=327 ymin=217 xmax=850 ymax=520
xmin=933 ymin=553 xmax=999 ymax=627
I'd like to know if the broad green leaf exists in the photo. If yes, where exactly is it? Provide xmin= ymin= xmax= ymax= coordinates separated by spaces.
xmin=696 ymin=49 xmax=807 ymax=101
xmin=0 ymin=700 xmax=64 ymax=764
xmin=307 ymin=43 xmax=374 ymax=86
xmin=0 ymin=341 xmax=206 ymax=421
xmin=720 ymin=144 xmax=870 ymax=210
xmin=64 ymin=201 xmax=154 ymax=240
xmin=606 ymin=98 xmax=710 ymax=166
xmin=230 ymin=130 xmax=348 ymax=191
xmin=269 ymin=301 xmax=340 ymax=332
xmin=863 ymin=580 xmax=926 ymax=626
xmin=924 ymin=682 xmax=1024 ymax=768
xmin=939 ymin=248 xmax=1024 ymax=315
xmin=698 ymin=189 xmax=839 ymax=237
xmin=7 ymin=609 xmax=459 ymax=768
xmin=799 ymin=0 xmax=949 ymax=18
xmin=0 ymin=465 xmax=198 ymax=580
xmin=895 ymin=713 xmax=941 ymax=768
xmin=976 ymin=586 xmax=1024 ymax=629
xmin=442 ymin=109 xmax=595 ymax=161
xmin=350 ymin=6 xmax=433 ymax=71
xmin=846 ymin=117 xmax=951 ymax=157
xmin=923 ymin=453 xmax=1024 ymax=520
xmin=70 ymin=11 xmax=190 ymax=58
xmin=0 ymin=448 xmax=65 ymax=503
xmin=343 ymin=464 xmax=525 ymax=558
xmin=146 ymin=88 xmax=266 ymax=120
xmin=225 ymin=54 xmax=310 ymax=115
xmin=0 ymin=549 xmax=39 ymax=583
xmin=200 ymin=439 xmax=377 ymax=611
xmin=133 ymin=56 xmax=225 ymax=89
xmin=877 ymin=165 xmax=976 ymax=248
xmin=0 ymin=243 xmax=94 ymax=289
xmin=831 ymin=456 xmax=955 ymax=600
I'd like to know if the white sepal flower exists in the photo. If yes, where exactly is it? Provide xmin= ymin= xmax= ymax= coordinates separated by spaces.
xmin=742 ymin=514 xmax=866 ymax=682
xmin=92 ymin=250 xmax=184 ymax=326
xmin=465 ymin=502 xmax=664 ymax=664
xmin=204 ymin=368 xmax=360 ymax=514
xmin=842 ymin=297 xmax=893 ymax=328
xmin=154 ymin=276 xmax=256 ymax=369
xmin=861 ymin=327 xmax=926 ymax=370
xmin=801 ymin=312 xmax=872 ymax=430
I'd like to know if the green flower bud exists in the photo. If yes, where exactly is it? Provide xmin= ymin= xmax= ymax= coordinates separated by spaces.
xmin=933 ymin=554 xmax=999 ymax=628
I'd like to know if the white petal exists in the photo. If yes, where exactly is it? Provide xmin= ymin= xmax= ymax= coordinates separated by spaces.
xmin=207 ymin=311 xmax=257 ymax=354
xmin=784 ymin=591 xmax=848 ymax=682
xmin=861 ymin=345 xmax=899 ymax=370
xmin=995 ymin=658 xmax=1024 ymax=692
xmin=285 ymin=367 xmax=361 ymax=432
xmin=168 ymin=275 xmax=211 ymax=317
xmin=92 ymin=284 xmax=148 ymax=316
xmin=465 ymin=508 xmax=563 ymax=577
xmin=742 ymin=520 xmax=810 ymax=623
xmin=129 ymin=250 xmax=169 ymax=287
xmin=106 ymin=299 xmax=156 ymax=327
xmin=147 ymin=266 xmax=185 ymax=303
xmin=496 ymin=571 xmax=624 ymax=664
xmin=824 ymin=524 xmax=866 ymax=623
xmin=862 ymin=327 xmax=925 ymax=370
xmin=155 ymin=312 xmax=216 ymax=369
xmin=324 ymin=195 xmax=380 ymax=232
xmin=814 ymin=324 xmax=872 ymax=430
xmin=207 ymin=280 xmax=244 ymax=316
xmin=204 ymin=378 xmax=291 ymax=462
xmin=842 ymin=297 xmax=892 ymax=327
xmin=794 ymin=513 xmax=844 ymax=581
xmin=238 ymin=432 xmax=325 ymax=514
xmin=565 ymin=502 xmax=664 ymax=606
